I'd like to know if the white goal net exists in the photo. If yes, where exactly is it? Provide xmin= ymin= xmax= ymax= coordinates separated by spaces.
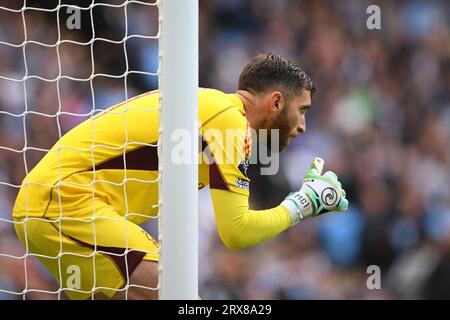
xmin=0 ymin=0 xmax=198 ymax=300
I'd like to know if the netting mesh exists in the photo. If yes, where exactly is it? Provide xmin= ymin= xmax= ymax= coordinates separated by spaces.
xmin=0 ymin=0 xmax=160 ymax=299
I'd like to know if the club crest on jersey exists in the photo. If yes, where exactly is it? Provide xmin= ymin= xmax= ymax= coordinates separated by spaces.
xmin=238 ymin=159 xmax=249 ymax=177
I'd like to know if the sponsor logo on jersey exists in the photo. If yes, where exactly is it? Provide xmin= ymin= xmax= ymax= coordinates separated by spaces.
xmin=236 ymin=178 xmax=250 ymax=191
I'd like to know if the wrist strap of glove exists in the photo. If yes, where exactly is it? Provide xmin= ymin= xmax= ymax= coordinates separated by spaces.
xmin=281 ymin=191 xmax=314 ymax=226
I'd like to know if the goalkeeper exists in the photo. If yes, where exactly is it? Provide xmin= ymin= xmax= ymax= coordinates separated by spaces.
xmin=12 ymin=53 xmax=348 ymax=299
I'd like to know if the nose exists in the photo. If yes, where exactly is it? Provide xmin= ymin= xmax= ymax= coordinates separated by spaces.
xmin=297 ymin=116 xmax=306 ymax=134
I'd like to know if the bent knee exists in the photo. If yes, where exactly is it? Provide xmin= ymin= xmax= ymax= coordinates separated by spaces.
xmin=109 ymin=260 xmax=159 ymax=300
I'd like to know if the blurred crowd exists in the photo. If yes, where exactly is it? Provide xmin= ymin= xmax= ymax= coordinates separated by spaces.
xmin=0 ymin=0 xmax=449 ymax=299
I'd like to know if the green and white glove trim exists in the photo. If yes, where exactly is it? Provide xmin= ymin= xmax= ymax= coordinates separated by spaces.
xmin=281 ymin=157 xmax=349 ymax=226
xmin=281 ymin=191 xmax=313 ymax=224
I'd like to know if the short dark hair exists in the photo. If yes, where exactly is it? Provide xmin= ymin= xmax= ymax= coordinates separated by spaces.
xmin=238 ymin=53 xmax=316 ymax=102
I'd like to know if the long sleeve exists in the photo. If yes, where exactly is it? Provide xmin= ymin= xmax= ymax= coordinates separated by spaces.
xmin=211 ymin=188 xmax=292 ymax=250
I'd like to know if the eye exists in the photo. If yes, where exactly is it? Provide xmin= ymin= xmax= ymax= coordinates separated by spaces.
xmin=299 ymin=107 xmax=309 ymax=115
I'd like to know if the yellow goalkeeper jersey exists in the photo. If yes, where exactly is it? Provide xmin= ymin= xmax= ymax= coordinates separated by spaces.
xmin=13 ymin=88 xmax=252 ymax=222
xmin=12 ymin=88 xmax=294 ymax=299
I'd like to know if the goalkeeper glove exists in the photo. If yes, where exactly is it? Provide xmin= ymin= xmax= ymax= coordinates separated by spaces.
xmin=281 ymin=157 xmax=349 ymax=225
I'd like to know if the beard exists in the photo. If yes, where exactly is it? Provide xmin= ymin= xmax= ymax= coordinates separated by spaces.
xmin=259 ymin=107 xmax=293 ymax=153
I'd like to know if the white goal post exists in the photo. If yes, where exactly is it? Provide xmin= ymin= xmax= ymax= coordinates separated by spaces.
xmin=158 ymin=0 xmax=199 ymax=300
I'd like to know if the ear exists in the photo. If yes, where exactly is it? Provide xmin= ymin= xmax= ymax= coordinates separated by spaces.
xmin=270 ymin=91 xmax=283 ymax=113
